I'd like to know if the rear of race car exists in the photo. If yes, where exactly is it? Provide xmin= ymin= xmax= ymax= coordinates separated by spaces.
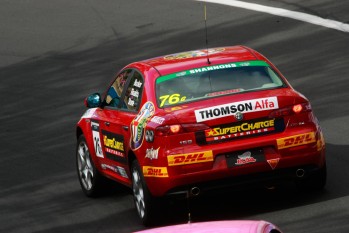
xmin=143 ymin=59 xmax=326 ymax=197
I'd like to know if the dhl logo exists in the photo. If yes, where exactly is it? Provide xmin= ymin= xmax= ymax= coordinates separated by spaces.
xmin=167 ymin=151 xmax=213 ymax=166
xmin=143 ymin=166 xmax=168 ymax=178
xmin=277 ymin=132 xmax=316 ymax=149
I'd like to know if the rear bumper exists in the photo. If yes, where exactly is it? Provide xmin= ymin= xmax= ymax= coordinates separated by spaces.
xmin=144 ymin=123 xmax=326 ymax=196
xmin=145 ymin=146 xmax=325 ymax=197
xmin=165 ymin=164 xmax=323 ymax=197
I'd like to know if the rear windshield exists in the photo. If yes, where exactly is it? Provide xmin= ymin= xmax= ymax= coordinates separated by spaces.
xmin=156 ymin=61 xmax=286 ymax=108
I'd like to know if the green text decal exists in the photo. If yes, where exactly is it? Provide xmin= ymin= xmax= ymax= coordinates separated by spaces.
xmin=156 ymin=60 xmax=269 ymax=84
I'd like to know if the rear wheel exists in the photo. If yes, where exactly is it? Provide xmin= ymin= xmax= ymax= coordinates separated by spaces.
xmin=76 ymin=135 xmax=105 ymax=197
xmin=296 ymin=164 xmax=327 ymax=191
xmin=131 ymin=160 xmax=160 ymax=226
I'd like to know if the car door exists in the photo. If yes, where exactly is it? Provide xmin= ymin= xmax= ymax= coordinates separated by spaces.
xmin=95 ymin=69 xmax=144 ymax=181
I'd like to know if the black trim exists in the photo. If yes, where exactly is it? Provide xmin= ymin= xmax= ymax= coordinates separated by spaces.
xmin=166 ymin=165 xmax=322 ymax=197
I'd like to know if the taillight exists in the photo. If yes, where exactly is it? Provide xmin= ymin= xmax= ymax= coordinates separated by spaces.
xmin=169 ymin=125 xmax=181 ymax=133
xmin=269 ymin=103 xmax=311 ymax=118
xmin=292 ymin=104 xmax=303 ymax=113
xmin=155 ymin=123 xmax=209 ymax=136
xmin=156 ymin=125 xmax=181 ymax=136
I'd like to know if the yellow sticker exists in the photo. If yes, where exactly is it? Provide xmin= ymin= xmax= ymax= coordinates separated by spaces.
xmin=167 ymin=150 xmax=213 ymax=166
xmin=277 ymin=132 xmax=316 ymax=149
xmin=143 ymin=166 xmax=168 ymax=178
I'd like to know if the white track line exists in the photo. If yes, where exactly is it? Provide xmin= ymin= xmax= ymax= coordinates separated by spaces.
xmin=196 ymin=0 xmax=349 ymax=33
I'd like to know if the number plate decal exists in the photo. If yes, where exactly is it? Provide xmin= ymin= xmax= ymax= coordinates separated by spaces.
xmin=226 ymin=148 xmax=265 ymax=168
xmin=91 ymin=121 xmax=104 ymax=158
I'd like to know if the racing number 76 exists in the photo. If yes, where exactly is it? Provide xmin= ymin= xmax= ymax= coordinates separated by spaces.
xmin=159 ymin=94 xmax=186 ymax=107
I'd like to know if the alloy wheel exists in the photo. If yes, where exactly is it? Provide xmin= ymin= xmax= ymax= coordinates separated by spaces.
xmin=132 ymin=167 xmax=145 ymax=218
xmin=77 ymin=140 xmax=94 ymax=191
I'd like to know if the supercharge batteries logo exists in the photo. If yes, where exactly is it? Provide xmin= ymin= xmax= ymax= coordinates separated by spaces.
xmin=195 ymin=97 xmax=278 ymax=122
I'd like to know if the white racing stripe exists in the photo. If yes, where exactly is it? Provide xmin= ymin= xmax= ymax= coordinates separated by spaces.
xmin=196 ymin=0 xmax=349 ymax=33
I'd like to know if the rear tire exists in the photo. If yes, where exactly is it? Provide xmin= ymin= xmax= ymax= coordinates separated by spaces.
xmin=131 ymin=160 xmax=160 ymax=226
xmin=76 ymin=135 xmax=106 ymax=197
xmin=296 ymin=164 xmax=327 ymax=191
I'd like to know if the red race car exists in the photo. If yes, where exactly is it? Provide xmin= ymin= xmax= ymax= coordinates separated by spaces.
xmin=76 ymin=46 xmax=326 ymax=225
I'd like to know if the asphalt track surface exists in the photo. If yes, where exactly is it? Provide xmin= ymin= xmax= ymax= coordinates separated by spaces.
xmin=1 ymin=1 xmax=349 ymax=232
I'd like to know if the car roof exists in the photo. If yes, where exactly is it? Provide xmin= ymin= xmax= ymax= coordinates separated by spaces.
xmin=138 ymin=45 xmax=262 ymax=76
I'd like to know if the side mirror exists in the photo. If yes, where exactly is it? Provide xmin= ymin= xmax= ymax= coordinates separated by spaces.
xmin=84 ymin=93 xmax=101 ymax=108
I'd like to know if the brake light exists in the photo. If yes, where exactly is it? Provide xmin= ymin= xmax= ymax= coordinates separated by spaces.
xmin=170 ymin=125 xmax=181 ymax=133
xmin=292 ymin=104 xmax=303 ymax=113
xmin=156 ymin=125 xmax=181 ymax=136
xmin=269 ymin=103 xmax=311 ymax=118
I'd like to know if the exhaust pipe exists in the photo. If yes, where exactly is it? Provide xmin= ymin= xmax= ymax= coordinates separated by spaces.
xmin=296 ymin=169 xmax=305 ymax=178
xmin=190 ymin=187 xmax=201 ymax=196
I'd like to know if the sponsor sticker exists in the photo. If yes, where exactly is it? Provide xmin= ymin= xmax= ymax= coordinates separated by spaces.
xmin=102 ymin=131 xmax=126 ymax=163
xmin=234 ymin=151 xmax=257 ymax=165
xmin=145 ymin=147 xmax=159 ymax=160
xmin=116 ymin=166 xmax=129 ymax=178
xmin=130 ymin=102 xmax=155 ymax=150
xmin=150 ymin=116 xmax=165 ymax=124
xmin=133 ymin=79 xmax=143 ymax=88
xmin=101 ymin=164 xmax=129 ymax=179
xmin=277 ymin=132 xmax=316 ymax=149
xmin=143 ymin=166 xmax=168 ymax=178
xmin=156 ymin=61 xmax=269 ymax=85
xmin=167 ymin=151 xmax=213 ymax=166
xmin=226 ymin=148 xmax=265 ymax=168
xmin=103 ymin=132 xmax=124 ymax=152
xmin=164 ymin=48 xmax=224 ymax=60
xmin=195 ymin=97 xmax=278 ymax=122
xmin=205 ymin=119 xmax=276 ymax=142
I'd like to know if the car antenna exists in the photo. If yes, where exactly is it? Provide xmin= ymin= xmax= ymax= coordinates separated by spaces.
xmin=204 ymin=3 xmax=211 ymax=65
